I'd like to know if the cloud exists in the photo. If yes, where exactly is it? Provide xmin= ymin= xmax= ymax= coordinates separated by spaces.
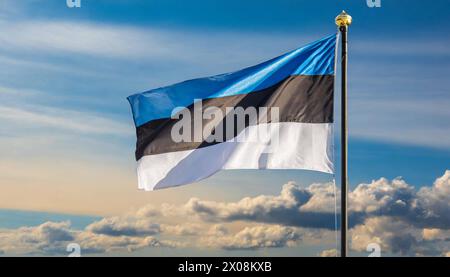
xmin=85 ymin=210 xmax=200 ymax=237
xmin=182 ymin=171 xmax=450 ymax=256
xmin=350 ymin=170 xmax=450 ymax=229
xmin=0 ymin=220 xmax=179 ymax=256
xmin=174 ymin=171 xmax=450 ymax=232
xmin=318 ymin=248 xmax=338 ymax=257
xmin=351 ymin=217 xmax=420 ymax=255
xmin=351 ymin=217 xmax=450 ymax=257
xmin=0 ymin=105 xmax=132 ymax=137
xmin=84 ymin=207 xmax=308 ymax=251
xmin=76 ymin=232 xmax=181 ymax=254
xmin=135 ymin=205 xmax=162 ymax=218
xmin=0 ymin=20 xmax=304 ymax=66
xmin=184 ymin=181 xmax=337 ymax=229
xmin=0 ymin=220 xmax=302 ymax=255
xmin=422 ymin=228 xmax=450 ymax=241
xmin=299 ymin=182 xmax=338 ymax=213
xmin=161 ymin=224 xmax=201 ymax=236
xmin=201 ymin=225 xmax=301 ymax=250
xmin=207 ymin=224 xmax=229 ymax=236
xmin=415 ymin=170 xmax=450 ymax=227
xmin=348 ymin=171 xmax=450 ymax=256
xmin=86 ymin=217 xmax=161 ymax=237
xmin=0 ymin=0 xmax=26 ymax=20
xmin=350 ymin=177 xmax=415 ymax=214
xmin=0 ymin=21 xmax=172 ymax=60
xmin=31 ymin=221 xmax=75 ymax=243
xmin=0 ymin=221 xmax=74 ymax=255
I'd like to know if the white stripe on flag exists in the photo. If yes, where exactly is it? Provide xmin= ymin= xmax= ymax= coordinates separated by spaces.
xmin=136 ymin=122 xmax=333 ymax=191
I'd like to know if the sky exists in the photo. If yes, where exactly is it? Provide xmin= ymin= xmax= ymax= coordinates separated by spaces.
xmin=0 ymin=0 xmax=449 ymax=257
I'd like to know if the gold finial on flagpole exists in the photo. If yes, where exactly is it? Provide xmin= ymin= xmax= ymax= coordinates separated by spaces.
xmin=335 ymin=10 xmax=352 ymax=27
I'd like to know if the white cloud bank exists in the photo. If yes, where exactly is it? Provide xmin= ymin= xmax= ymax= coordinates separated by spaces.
xmin=200 ymin=225 xmax=301 ymax=250
xmin=0 ymin=171 xmax=449 ymax=256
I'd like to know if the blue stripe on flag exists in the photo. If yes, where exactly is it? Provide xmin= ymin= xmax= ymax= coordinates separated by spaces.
xmin=128 ymin=34 xmax=336 ymax=127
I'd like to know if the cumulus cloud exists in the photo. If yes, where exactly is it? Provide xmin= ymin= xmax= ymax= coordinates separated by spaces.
xmin=135 ymin=205 xmax=162 ymax=218
xmin=351 ymin=216 xmax=450 ymax=257
xmin=207 ymin=224 xmax=229 ymax=236
xmin=415 ymin=170 xmax=450 ymax=227
xmin=161 ymin=224 xmax=201 ymax=236
xmin=351 ymin=217 xmax=420 ymax=255
xmin=77 ymin=232 xmax=181 ymax=254
xmin=0 ymin=221 xmax=74 ymax=255
xmin=347 ymin=171 xmax=450 ymax=256
xmin=318 ymin=248 xmax=338 ymax=257
xmin=84 ymin=205 xmax=200 ymax=238
xmin=183 ymin=170 xmax=450 ymax=255
xmin=0 ymin=221 xmax=180 ymax=256
xmin=422 ymin=228 xmax=450 ymax=241
xmin=86 ymin=217 xmax=161 ymax=237
xmin=201 ymin=225 xmax=301 ymax=250
xmin=350 ymin=177 xmax=415 ymax=214
xmin=181 ymin=170 xmax=450 ymax=231
xmin=349 ymin=170 xmax=450 ymax=229
xmin=299 ymin=182 xmax=338 ymax=213
xmin=184 ymin=181 xmax=337 ymax=229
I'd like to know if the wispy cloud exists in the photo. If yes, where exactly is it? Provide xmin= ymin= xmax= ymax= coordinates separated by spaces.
xmin=0 ymin=83 xmax=132 ymax=137
xmin=0 ymin=21 xmax=169 ymax=60
xmin=0 ymin=0 xmax=27 ymax=20
xmin=352 ymin=38 xmax=450 ymax=57
xmin=0 ymin=105 xmax=132 ymax=136
xmin=0 ymin=20 xmax=305 ymax=64
xmin=348 ymin=97 xmax=450 ymax=148
xmin=0 ymin=103 xmax=133 ymax=136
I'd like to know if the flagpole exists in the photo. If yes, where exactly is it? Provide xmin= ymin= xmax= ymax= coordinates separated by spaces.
xmin=335 ymin=10 xmax=352 ymax=258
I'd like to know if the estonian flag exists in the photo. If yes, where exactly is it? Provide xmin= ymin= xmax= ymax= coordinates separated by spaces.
xmin=128 ymin=34 xmax=336 ymax=190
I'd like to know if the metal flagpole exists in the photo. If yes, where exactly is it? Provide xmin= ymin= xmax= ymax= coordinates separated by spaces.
xmin=335 ymin=10 xmax=352 ymax=258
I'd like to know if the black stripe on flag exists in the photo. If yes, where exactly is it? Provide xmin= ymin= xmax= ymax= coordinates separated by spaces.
xmin=134 ymin=74 xmax=333 ymax=160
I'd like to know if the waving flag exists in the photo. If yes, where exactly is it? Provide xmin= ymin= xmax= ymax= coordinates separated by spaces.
xmin=128 ymin=34 xmax=336 ymax=190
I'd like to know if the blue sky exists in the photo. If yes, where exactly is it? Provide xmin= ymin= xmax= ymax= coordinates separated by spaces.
xmin=0 ymin=0 xmax=449 ymax=257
